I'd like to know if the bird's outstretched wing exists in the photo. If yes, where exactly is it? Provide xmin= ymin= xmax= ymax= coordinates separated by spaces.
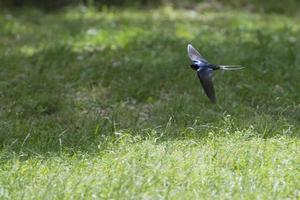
xmin=187 ymin=44 xmax=208 ymax=63
xmin=197 ymin=68 xmax=216 ymax=103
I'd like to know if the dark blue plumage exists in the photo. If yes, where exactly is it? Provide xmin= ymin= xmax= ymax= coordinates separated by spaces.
xmin=187 ymin=44 xmax=243 ymax=103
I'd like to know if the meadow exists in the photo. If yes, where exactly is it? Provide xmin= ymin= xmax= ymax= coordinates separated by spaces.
xmin=0 ymin=4 xmax=299 ymax=199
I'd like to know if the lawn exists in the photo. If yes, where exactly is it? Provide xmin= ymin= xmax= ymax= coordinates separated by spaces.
xmin=0 ymin=4 xmax=299 ymax=199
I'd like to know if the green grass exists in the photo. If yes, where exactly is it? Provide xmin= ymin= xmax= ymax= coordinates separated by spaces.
xmin=1 ymin=136 xmax=299 ymax=199
xmin=0 ymin=5 xmax=300 ymax=199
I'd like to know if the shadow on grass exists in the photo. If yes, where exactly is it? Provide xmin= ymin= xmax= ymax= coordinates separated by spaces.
xmin=0 ymin=7 xmax=299 ymax=157
xmin=2 ymin=0 xmax=300 ymax=15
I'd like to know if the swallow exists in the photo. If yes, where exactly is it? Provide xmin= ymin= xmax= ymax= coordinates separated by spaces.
xmin=187 ymin=44 xmax=243 ymax=103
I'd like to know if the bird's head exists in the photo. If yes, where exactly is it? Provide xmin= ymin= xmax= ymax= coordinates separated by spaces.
xmin=190 ymin=64 xmax=199 ymax=71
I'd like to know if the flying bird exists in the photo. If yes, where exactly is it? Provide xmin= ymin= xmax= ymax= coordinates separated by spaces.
xmin=187 ymin=44 xmax=243 ymax=103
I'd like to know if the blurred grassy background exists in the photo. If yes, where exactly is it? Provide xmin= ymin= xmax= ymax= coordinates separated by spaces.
xmin=1 ymin=1 xmax=299 ymax=153
xmin=0 ymin=1 xmax=299 ymax=198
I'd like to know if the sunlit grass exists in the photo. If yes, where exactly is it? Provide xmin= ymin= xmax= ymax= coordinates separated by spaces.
xmin=0 ymin=135 xmax=299 ymax=199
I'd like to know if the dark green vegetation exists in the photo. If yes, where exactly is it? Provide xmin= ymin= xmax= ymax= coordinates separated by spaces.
xmin=2 ymin=0 xmax=300 ymax=14
xmin=0 ymin=3 xmax=299 ymax=199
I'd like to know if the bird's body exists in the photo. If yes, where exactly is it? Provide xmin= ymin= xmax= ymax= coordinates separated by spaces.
xmin=187 ymin=44 xmax=243 ymax=103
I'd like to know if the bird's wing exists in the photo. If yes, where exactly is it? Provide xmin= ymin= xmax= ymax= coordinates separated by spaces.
xmin=197 ymin=68 xmax=216 ymax=103
xmin=187 ymin=44 xmax=208 ymax=63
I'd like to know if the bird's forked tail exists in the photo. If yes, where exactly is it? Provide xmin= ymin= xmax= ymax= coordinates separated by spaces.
xmin=218 ymin=65 xmax=244 ymax=70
